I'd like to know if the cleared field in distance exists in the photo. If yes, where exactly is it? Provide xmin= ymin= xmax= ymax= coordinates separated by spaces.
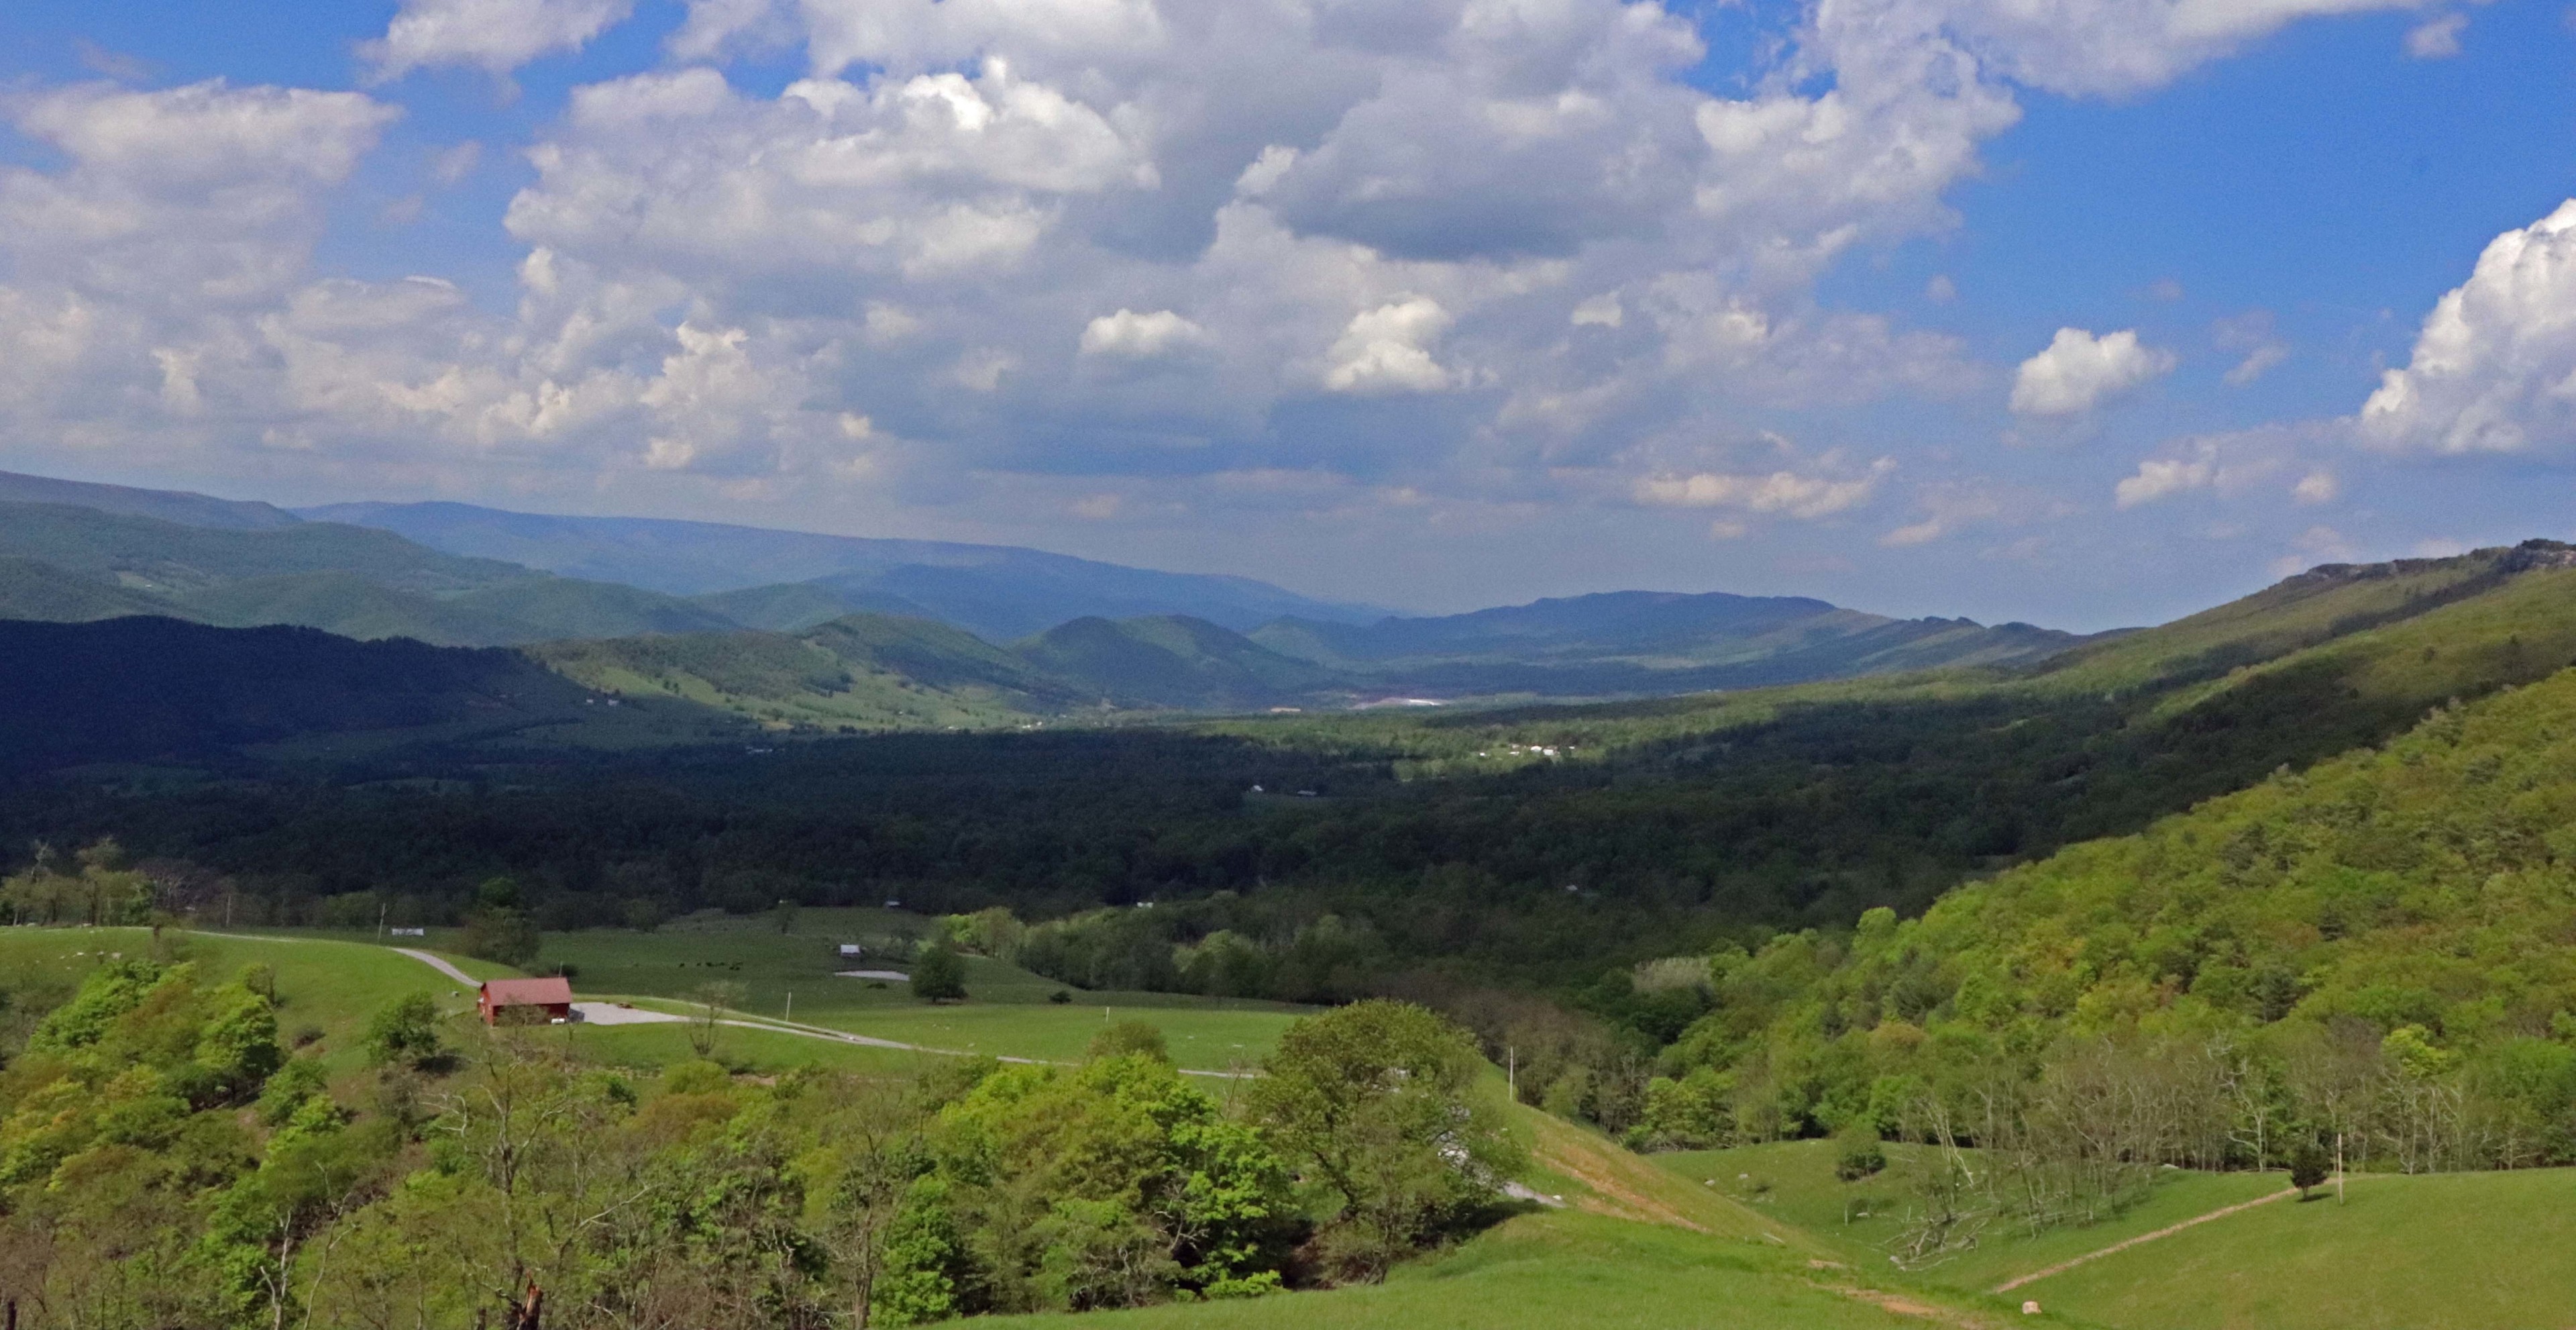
xmin=211 ymin=911 xmax=1307 ymax=1074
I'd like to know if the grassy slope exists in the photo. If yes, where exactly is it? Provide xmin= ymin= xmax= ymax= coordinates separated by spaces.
xmin=1648 ymin=1141 xmax=2286 ymax=1296
xmin=980 ymin=1210 xmax=1948 ymax=1330
xmin=0 ymin=927 xmax=492 ymax=1072
xmin=1644 ymin=1141 xmax=2576 ymax=1330
xmin=989 ymin=1109 xmax=1978 ymax=1330
xmin=2027 ymin=1170 xmax=2576 ymax=1330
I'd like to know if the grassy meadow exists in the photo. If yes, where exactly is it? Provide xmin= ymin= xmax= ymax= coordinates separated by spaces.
xmin=2024 ymin=1168 xmax=2576 ymax=1330
xmin=980 ymin=1209 xmax=1951 ymax=1330
xmin=1650 ymin=1139 xmax=2289 ymax=1296
xmin=529 ymin=907 xmax=1307 ymax=1072
xmin=0 ymin=926 xmax=486 ymax=1073
xmin=60 ymin=912 xmax=1305 ymax=1076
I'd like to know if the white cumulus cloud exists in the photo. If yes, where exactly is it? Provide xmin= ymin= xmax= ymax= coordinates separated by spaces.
xmin=1636 ymin=457 xmax=1892 ymax=521
xmin=2010 ymin=327 xmax=2174 ymax=415
xmin=2359 ymin=199 xmax=2576 ymax=455
xmin=1080 ymin=309 xmax=1210 ymax=359
xmin=366 ymin=0 xmax=637 ymax=79
xmin=1324 ymin=298 xmax=1458 ymax=395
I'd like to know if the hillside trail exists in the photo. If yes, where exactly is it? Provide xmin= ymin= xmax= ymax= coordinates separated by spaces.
xmin=1990 ymin=1180 xmax=2344 ymax=1294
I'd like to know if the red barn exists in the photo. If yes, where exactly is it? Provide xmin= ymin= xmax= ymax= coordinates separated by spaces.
xmin=478 ymin=976 xmax=575 ymax=1025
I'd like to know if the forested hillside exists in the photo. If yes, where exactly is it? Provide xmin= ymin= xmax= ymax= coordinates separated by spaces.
xmin=0 ymin=944 xmax=1520 ymax=1329
xmin=0 ymin=618 xmax=604 ymax=774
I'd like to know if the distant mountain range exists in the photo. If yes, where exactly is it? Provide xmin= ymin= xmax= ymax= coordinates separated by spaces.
xmin=1253 ymin=591 xmax=2086 ymax=697
xmin=0 ymin=468 xmax=2100 ymax=721
xmin=301 ymin=499 xmax=1382 ymax=640
xmin=15 ymin=538 xmax=2576 ymax=775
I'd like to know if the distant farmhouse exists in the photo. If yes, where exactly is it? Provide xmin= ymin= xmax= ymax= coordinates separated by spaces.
xmin=478 ymin=976 xmax=574 ymax=1025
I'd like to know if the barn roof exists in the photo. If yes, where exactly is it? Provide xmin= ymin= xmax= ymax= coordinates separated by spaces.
xmin=482 ymin=976 xmax=574 ymax=1005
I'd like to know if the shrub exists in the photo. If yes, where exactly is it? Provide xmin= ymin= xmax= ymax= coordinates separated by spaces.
xmin=911 ymin=941 xmax=967 ymax=1003
xmin=364 ymin=992 xmax=443 ymax=1068
xmin=1835 ymin=1133 xmax=1888 ymax=1182
xmin=2290 ymin=1139 xmax=2331 ymax=1197
xmin=1085 ymin=1020 xmax=1169 ymax=1063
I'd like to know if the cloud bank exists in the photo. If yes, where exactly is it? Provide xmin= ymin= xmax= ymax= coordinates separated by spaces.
xmin=0 ymin=0 xmax=2511 ymax=587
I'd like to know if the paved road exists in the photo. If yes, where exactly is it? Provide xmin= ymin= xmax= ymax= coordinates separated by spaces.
xmin=392 ymin=947 xmax=478 ymax=986
xmin=572 ymin=1001 xmax=684 ymax=1025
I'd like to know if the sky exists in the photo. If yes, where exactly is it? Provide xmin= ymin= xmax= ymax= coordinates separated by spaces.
xmin=4 ymin=0 xmax=2576 ymax=629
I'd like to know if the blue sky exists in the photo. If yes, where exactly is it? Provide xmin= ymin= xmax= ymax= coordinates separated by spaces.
xmin=2 ymin=0 xmax=2573 ymax=629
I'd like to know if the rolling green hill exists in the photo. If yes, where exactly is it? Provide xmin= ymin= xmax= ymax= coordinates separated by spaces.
xmin=689 ymin=578 xmax=937 ymax=631
xmin=529 ymin=616 xmax=1061 ymax=731
xmin=1020 ymin=615 xmax=1341 ymax=710
xmin=0 ymin=554 xmax=184 ymax=621
xmin=170 ymin=570 xmax=536 ymax=646
xmin=534 ymin=611 xmax=1349 ymax=727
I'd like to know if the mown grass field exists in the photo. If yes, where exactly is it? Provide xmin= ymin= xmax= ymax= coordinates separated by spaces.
xmin=2025 ymin=1168 xmax=2576 ymax=1330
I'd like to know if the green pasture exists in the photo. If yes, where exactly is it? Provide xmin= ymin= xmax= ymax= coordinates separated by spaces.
xmin=1652 ymin=1139 xmax=2287 ymax=1295
xmin=2025 ymin=1168 xmax=2576 ymax=1330
xmin=543 ymin=1019 xmax=925 ymax=1077
xmin=0 ymin=926 xmax=490 ymax=1072
xmin=782 ymin=1003 xmax=1295 ymax=1074
xmin=521 ymin=910 xmax=1306 ymax=1072
xmin=109 ymin=916 xmax=1303 ymax=1075
xmin=982 ymin=1209 xmax=1954 ymax=1330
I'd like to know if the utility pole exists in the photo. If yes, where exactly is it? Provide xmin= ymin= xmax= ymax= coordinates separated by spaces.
xmin=2335 ymin=1132 xmax=2347 ymax=1205
xmin=784 ymin=990 xmax=792 ymax=1022
xmin=1507 ymin=1045 xmax=1516 ymax=1102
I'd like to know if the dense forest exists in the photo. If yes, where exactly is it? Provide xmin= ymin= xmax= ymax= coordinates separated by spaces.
xmin=0 ymin=956 xmax=1515 ymax=1329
